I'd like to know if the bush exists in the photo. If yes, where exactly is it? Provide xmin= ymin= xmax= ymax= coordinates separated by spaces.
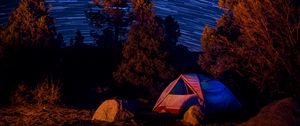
xmin=11 ymin=83 xmax=30 ymax=105
xmin=11 ymin=80 xmax=60 ymax=106
xmin=32 ymin=80 xmax=60 ymax=106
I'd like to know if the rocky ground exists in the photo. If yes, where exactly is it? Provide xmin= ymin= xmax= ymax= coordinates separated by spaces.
xmin=0 ymin=104 xmax=92 ymax=125
xmin=0 ymin=97 xmax=299 ymax=126
xmin=0 ymin=104 xmax=234 ymax=126
xmin=240 ymin=97 xmax=300 ymax=126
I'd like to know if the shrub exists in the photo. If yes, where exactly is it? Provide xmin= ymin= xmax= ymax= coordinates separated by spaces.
xmin=11 ymin=80 xmax=60 ymax=106
xmin=32 ymin=80 xmax=60 ymax=106
xmin=11 ymin=82 xmax=31 ymax=105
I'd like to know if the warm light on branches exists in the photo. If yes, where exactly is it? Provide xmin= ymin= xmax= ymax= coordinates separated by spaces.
xmin=0 ymin=0 xmax=56 ymax=47
xmin=199 ymin=0 xmax=300 ymax=98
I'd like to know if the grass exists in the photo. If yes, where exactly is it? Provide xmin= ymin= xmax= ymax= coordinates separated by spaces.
xmin=0 ymin=104 xmax=240 ymax=126
xmin=0 ymin=104 xmax=92 ymax=125
xmin=11 ymin=80 xmax=60 ymax=107
xmin=0 ymin=80 xmax=92 ymax=125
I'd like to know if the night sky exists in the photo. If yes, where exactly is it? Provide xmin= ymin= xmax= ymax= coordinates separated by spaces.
xmin=0 ymin=0 xmax=221 ymax=52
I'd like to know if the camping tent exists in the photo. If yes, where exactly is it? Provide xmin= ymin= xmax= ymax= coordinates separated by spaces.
xmin=153 ymin=73 xmax=241 ymax=115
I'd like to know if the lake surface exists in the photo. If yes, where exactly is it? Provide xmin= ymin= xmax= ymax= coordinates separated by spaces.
xmin=0 ymin=0 xmax=221 ymax=52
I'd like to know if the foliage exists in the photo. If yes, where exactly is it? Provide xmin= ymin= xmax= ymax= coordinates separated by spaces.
xmin=199 ymin=0 xmax=300 ymax=99
xmin=11 ymin=80 xmax=60 ymax=106
xmin=163 ymin=15 xmax=181 ymax=50
xmin=11 ymin=83 xmax=31 ymax=105
xmin=0 ymin=0 xmax=56 ymax=47
xmin=86 ymin=0 xmax=130 ymax=45
xmin=32 ymin=80 xmax=60 ymax=106
xmin=113 ymin=0 xmax=175 ymax=92
xmin=73 ymin=30 xmax=85 ymax=46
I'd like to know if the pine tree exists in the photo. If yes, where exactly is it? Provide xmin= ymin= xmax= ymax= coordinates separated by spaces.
xmin=74 ymin=30 xmax=84 ymax=46
xmin=0 ymin=0 xmax=56 ymax=47
xmin=87 ymin=0 xmax=129 ymax=43
xmin=199 ymin=0 xmax=300 ymax=98
xmin=113 ymin=0 xmax=174 ymax=91
xmin=163 ymin=15 xmax=180 ymax=50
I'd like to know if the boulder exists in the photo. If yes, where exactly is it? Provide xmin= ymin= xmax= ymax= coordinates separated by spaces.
xmin=92 ymin=99 xmax=134 ymax=122
xmin=240 ymin=97 xmax=300 ymax=126
xmin=182 ymin=105 xmax=204 ymax=125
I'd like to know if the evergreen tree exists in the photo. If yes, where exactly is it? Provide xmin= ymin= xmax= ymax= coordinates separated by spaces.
xmin=199 ymin=0 xmax=300 ymax=99
xmin=0 ymin=0 xmax=56 ymax=47
xmin=86 ymin=0 xmax=129 ymax=44
xmin=74 ymin=30 xmax=84 ymax=46
xmin=163 ymin=15 xmax=180 ymax=50
xmin=113 ymin=0 xmax=175 ymax=91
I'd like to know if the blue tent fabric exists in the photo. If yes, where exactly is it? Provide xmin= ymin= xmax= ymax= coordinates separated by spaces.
xmin=196 ymin=74 xmax=241 ymax=114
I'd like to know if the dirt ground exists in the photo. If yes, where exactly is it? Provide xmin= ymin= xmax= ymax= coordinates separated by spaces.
xmin=0 ymin=105 xmax=92 ymax=125
xmin=0 ymin=104 xmax=237 ymax=126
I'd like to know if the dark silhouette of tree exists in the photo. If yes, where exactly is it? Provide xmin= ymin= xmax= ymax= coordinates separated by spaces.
xmin=69 ymin=38 xmax=74 ymax=46
xmin=113 ymin=0 xmax=175 ymax=92
xmin=95 ymin=28 xmax=114 ymax=48
xmin=163 ymin=15 xmax=180 ymax=50
xmin=0 ymin=0 xmax=56 ymax=47
xmin=0 ymin=38 xmax=3 ymax=59
xmin=199 ymin=0 xmax=300 ymax=100
xmin=56 ymin=33 xmax=64 ymax=47
xmin=86 ymin=0 xmax=130 ymax=45
xmin=74 ymin=30 xmax=84 ymax=46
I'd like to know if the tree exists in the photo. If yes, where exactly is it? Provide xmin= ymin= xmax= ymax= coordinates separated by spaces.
xmin=74 ymin=30 xmax=84 ymax=46
xmin=95 ymin=28 xmax=114 ymax=47
xmin=199 ymin=0 xmax=300 ymax=99
xmin=0 ymin=0 xmax=56 ymax=47
xmin=163 ymin=15 xmax=180 ymax=50
xmin=86 ymin=0 xmax=130 ymax=45
xmin=113 ymin=0 xmax=175 ymax=92
xmin=56 ymin=33 xmax=64 ymax=47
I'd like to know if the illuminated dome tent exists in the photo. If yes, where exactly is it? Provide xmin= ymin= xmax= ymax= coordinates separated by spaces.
xmin=153 ymin=73 xmax=242 ymax=115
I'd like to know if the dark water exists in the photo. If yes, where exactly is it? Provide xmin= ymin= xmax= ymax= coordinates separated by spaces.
xmin=0 ymin=0 xmax=221 ymax=52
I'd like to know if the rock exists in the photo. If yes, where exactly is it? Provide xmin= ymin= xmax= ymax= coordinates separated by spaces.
xmin=182 ymin=105 xmax=204 ymax=125
xmin=240 ymin=97 xmax=300 ymax=126
xmin=92 ymin=99 xmax=134 ymax=122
